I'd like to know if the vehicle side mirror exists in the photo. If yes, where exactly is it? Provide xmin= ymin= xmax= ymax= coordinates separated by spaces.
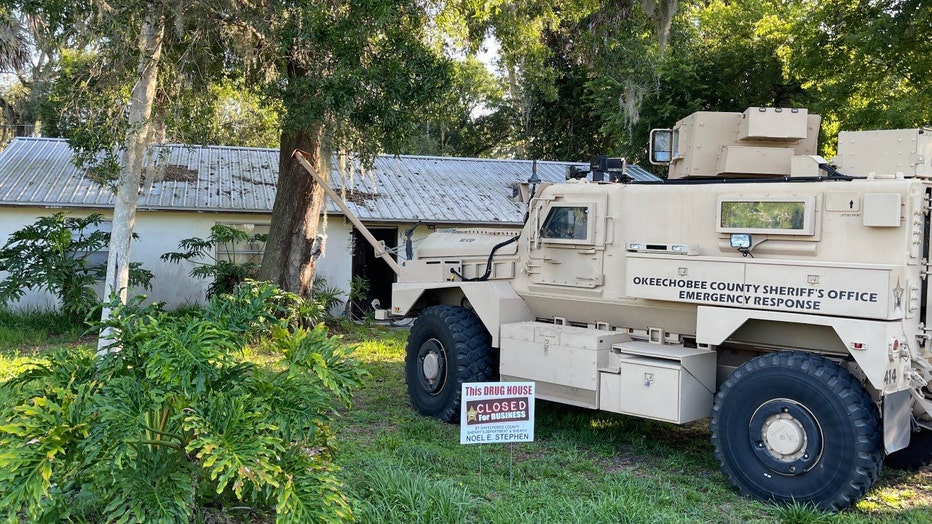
xmin=649 ymin=129 xmax=673 ymax=165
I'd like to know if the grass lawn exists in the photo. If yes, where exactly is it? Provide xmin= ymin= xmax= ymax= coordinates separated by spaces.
xmin=335 ymin=325 xmax=932 ymax=524
xmin=2 ymin=316 xmax=930 ymax=523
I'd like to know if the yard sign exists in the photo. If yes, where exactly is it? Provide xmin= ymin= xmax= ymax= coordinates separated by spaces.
xmin=460 ymin=382 xmax=535 ymax=444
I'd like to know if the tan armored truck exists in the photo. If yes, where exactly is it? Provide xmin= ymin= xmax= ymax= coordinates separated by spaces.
xmin=373 ymin=108 xmax=932 ymax=510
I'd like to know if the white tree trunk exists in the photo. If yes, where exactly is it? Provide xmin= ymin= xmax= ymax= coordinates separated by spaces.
xmin=98 ymin=9 xmax=164 ymax=352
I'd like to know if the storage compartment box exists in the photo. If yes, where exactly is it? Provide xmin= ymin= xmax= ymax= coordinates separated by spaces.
xmin=718 ymin=145 xmax=795 ymax=176
xmin=500 ymin=322 xmax=631 ymax=408
xmin=835 ymin=128 xmax=932 ymax=177
xmin=739 ymin=107 xmax=809 ymax=141
xmin=599 ymin=341 xmax=716 ymax=423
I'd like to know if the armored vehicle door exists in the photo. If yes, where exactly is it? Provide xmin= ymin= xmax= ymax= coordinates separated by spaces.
xmin=527 ymin=193 xmax=608 ymax=289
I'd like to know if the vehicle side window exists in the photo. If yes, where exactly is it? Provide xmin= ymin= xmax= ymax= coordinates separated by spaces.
xmin=541 ymin=206 xmax=589 ymax=241
xmin=717 ymin=196 xmax=816 ymax=236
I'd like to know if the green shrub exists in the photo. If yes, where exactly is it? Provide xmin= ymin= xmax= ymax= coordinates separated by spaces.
xmin=0 ymin=212 xmax=152 ymax=322
xmin=0 ymin=283 xmax=365 ymax=522
xmin=204 ymin=279 xmax=326 ymax=336
xmin=160 ymin=224 xmax=267 ymax=298
xmin=344 ymin=276 xmax=371 ymax=320
xmin=312 ymin=275 xmax=346 ymax=321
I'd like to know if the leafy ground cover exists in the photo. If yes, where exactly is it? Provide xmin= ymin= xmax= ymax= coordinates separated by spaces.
xmin=2 ymin=317 xmax=931 ymax=523
xmin=335 ymin=325 xmax=932 ymax=524
xmin=0 ymin=288 xmax=362 ymax=523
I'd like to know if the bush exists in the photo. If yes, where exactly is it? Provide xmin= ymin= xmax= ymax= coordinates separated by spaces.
xmin=0 ymin=212 xmax=152 ymax=322
xmin=312 ymin=274 xmax=346 ymax=321
xmin=161 ymin=224 xmax=267 ymax=298
xmin=0 ymin=283 xmax=365 ymax=522
xmin=344 ymin=276 xmax=371 ymax=320
xmin=204 ymin=279 xmax=327 ymax=336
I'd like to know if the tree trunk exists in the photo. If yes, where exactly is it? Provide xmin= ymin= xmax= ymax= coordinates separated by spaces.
xmin=258 ymin=125 xmax=325 ymax=298
xmin=506 ymin=64 xmax=528 ymax=159
xmin=98 ymin=9 xmax=164 ymax=350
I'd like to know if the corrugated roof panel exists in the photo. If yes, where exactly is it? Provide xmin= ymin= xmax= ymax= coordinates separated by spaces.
xmin=0 ymin=137 xmax=662 ymax=223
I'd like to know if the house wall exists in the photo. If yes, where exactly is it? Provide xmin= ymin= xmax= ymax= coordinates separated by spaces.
xmin=315 ymin=215 xmax=354 ymax=300
xmin=0 ymin=205 xmax=521 ymax=314
xmin=0 ymin=206 xmax=355 ymax=312
xmin=0 ymin=207 xmax=60 ymax=310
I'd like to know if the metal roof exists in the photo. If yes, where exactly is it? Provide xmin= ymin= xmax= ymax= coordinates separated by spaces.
xmin=0 ymin=137 xmax=661 ymax=225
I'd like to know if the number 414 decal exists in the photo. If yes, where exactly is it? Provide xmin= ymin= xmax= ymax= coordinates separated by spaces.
xmin=883 ymin=368 xmax=898 ymax=385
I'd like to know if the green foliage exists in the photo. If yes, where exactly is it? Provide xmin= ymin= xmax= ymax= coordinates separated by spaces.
xmin=0 ymin=213 xmax=152 ymax=322
xmin=401 ymin=57 xmax=516 ymax=158
xmin=0 ymin=282 xmax=365 ymax=521
xmin=772 ymin=502 xmax=835 ymax=524
xmin=344 ymin=276 xmax=371 ymax=320
xmin=776 ymin=0 xmax=932 ymax=155
xmin=202 ymin=280 xmax=326 ymax=337
xmin=311 ymin=275 xmax=346 ymax=320
xmin=229 ymin=0 xmax=453 ymax=161
xmin=490 ymin=0 xmax=810 ymax=163
xmin=26 ymin=1 xmax=246 ymax=177
xmin=161 ymin=224 xmax=267 ymax=298
xmin=524 ymin=28 xmax=612 ymax=162
xmin=454 ymin=0 xmax=931 ymax=164
xmin=352 ymin=463 xmax=472 ymax=523
xmin=39 ymin=48 xmax=129 ymax=181
xmin=162 ymin=79 xmax=282 ymax=148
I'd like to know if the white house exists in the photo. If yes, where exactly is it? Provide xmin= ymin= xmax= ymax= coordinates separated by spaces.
xmin=0 ymin=137 xmax=659 ymax=312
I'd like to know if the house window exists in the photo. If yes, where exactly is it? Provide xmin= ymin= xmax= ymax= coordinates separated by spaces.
xmin=215 ymin=222 xmax=269 ymax=265
xmin=70 ymin=218 xmax=110 ymax=270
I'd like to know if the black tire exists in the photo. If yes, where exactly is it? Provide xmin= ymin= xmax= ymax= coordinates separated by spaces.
xmin=885 ymin=428 xmax=932 ymax=471
xmin=710 ymin=352 xmax=883 ymax=511
xmin=405 ymin=305 xmax=496 ymax=423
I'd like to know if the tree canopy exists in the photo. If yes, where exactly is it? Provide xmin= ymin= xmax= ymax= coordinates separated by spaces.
xmin=6 ymin=0 xmax=930 ymax=162
xmin=434 ymin=0 xmax=932 ymax=163
xmin=2 ymin=0 xmax=929 ymax=297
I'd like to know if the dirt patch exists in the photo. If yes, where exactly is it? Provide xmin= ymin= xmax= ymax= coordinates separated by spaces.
xmin=142 ymin=164 xmax=199 ymax=184
xmin=599 ymin=443 xmax=653 ymax=476
xmin=342 ymin=189 xmax=379 ymax=205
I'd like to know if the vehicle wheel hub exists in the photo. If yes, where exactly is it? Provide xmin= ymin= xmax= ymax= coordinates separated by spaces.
xmin=417 ymin=338 xmax=447 ymax=395
xmin=763 ymin=415 xmax=806 ymax=459
xmin=749 ymin=398 xmax=823 ymax=475
xmin=423 ymin=353 xmax=440 ymax=381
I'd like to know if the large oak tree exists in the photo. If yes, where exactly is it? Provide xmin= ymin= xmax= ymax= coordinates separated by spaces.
xmin=11 ymin=0 xmax=450 ymax=305
xmin=238 ymin=1 xmax=450 ymax=297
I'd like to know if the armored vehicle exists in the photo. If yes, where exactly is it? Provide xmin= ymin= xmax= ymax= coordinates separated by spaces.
xmin=375 ymin=108 xmax=932 ymax=509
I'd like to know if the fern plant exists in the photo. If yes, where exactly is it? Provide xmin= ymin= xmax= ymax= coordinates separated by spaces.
xmin=0 ymin=283 xmax=364 ymax=522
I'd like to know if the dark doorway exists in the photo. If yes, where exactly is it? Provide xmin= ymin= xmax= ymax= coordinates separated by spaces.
xmin=350 ymin=227 xmax=398 ymax=318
